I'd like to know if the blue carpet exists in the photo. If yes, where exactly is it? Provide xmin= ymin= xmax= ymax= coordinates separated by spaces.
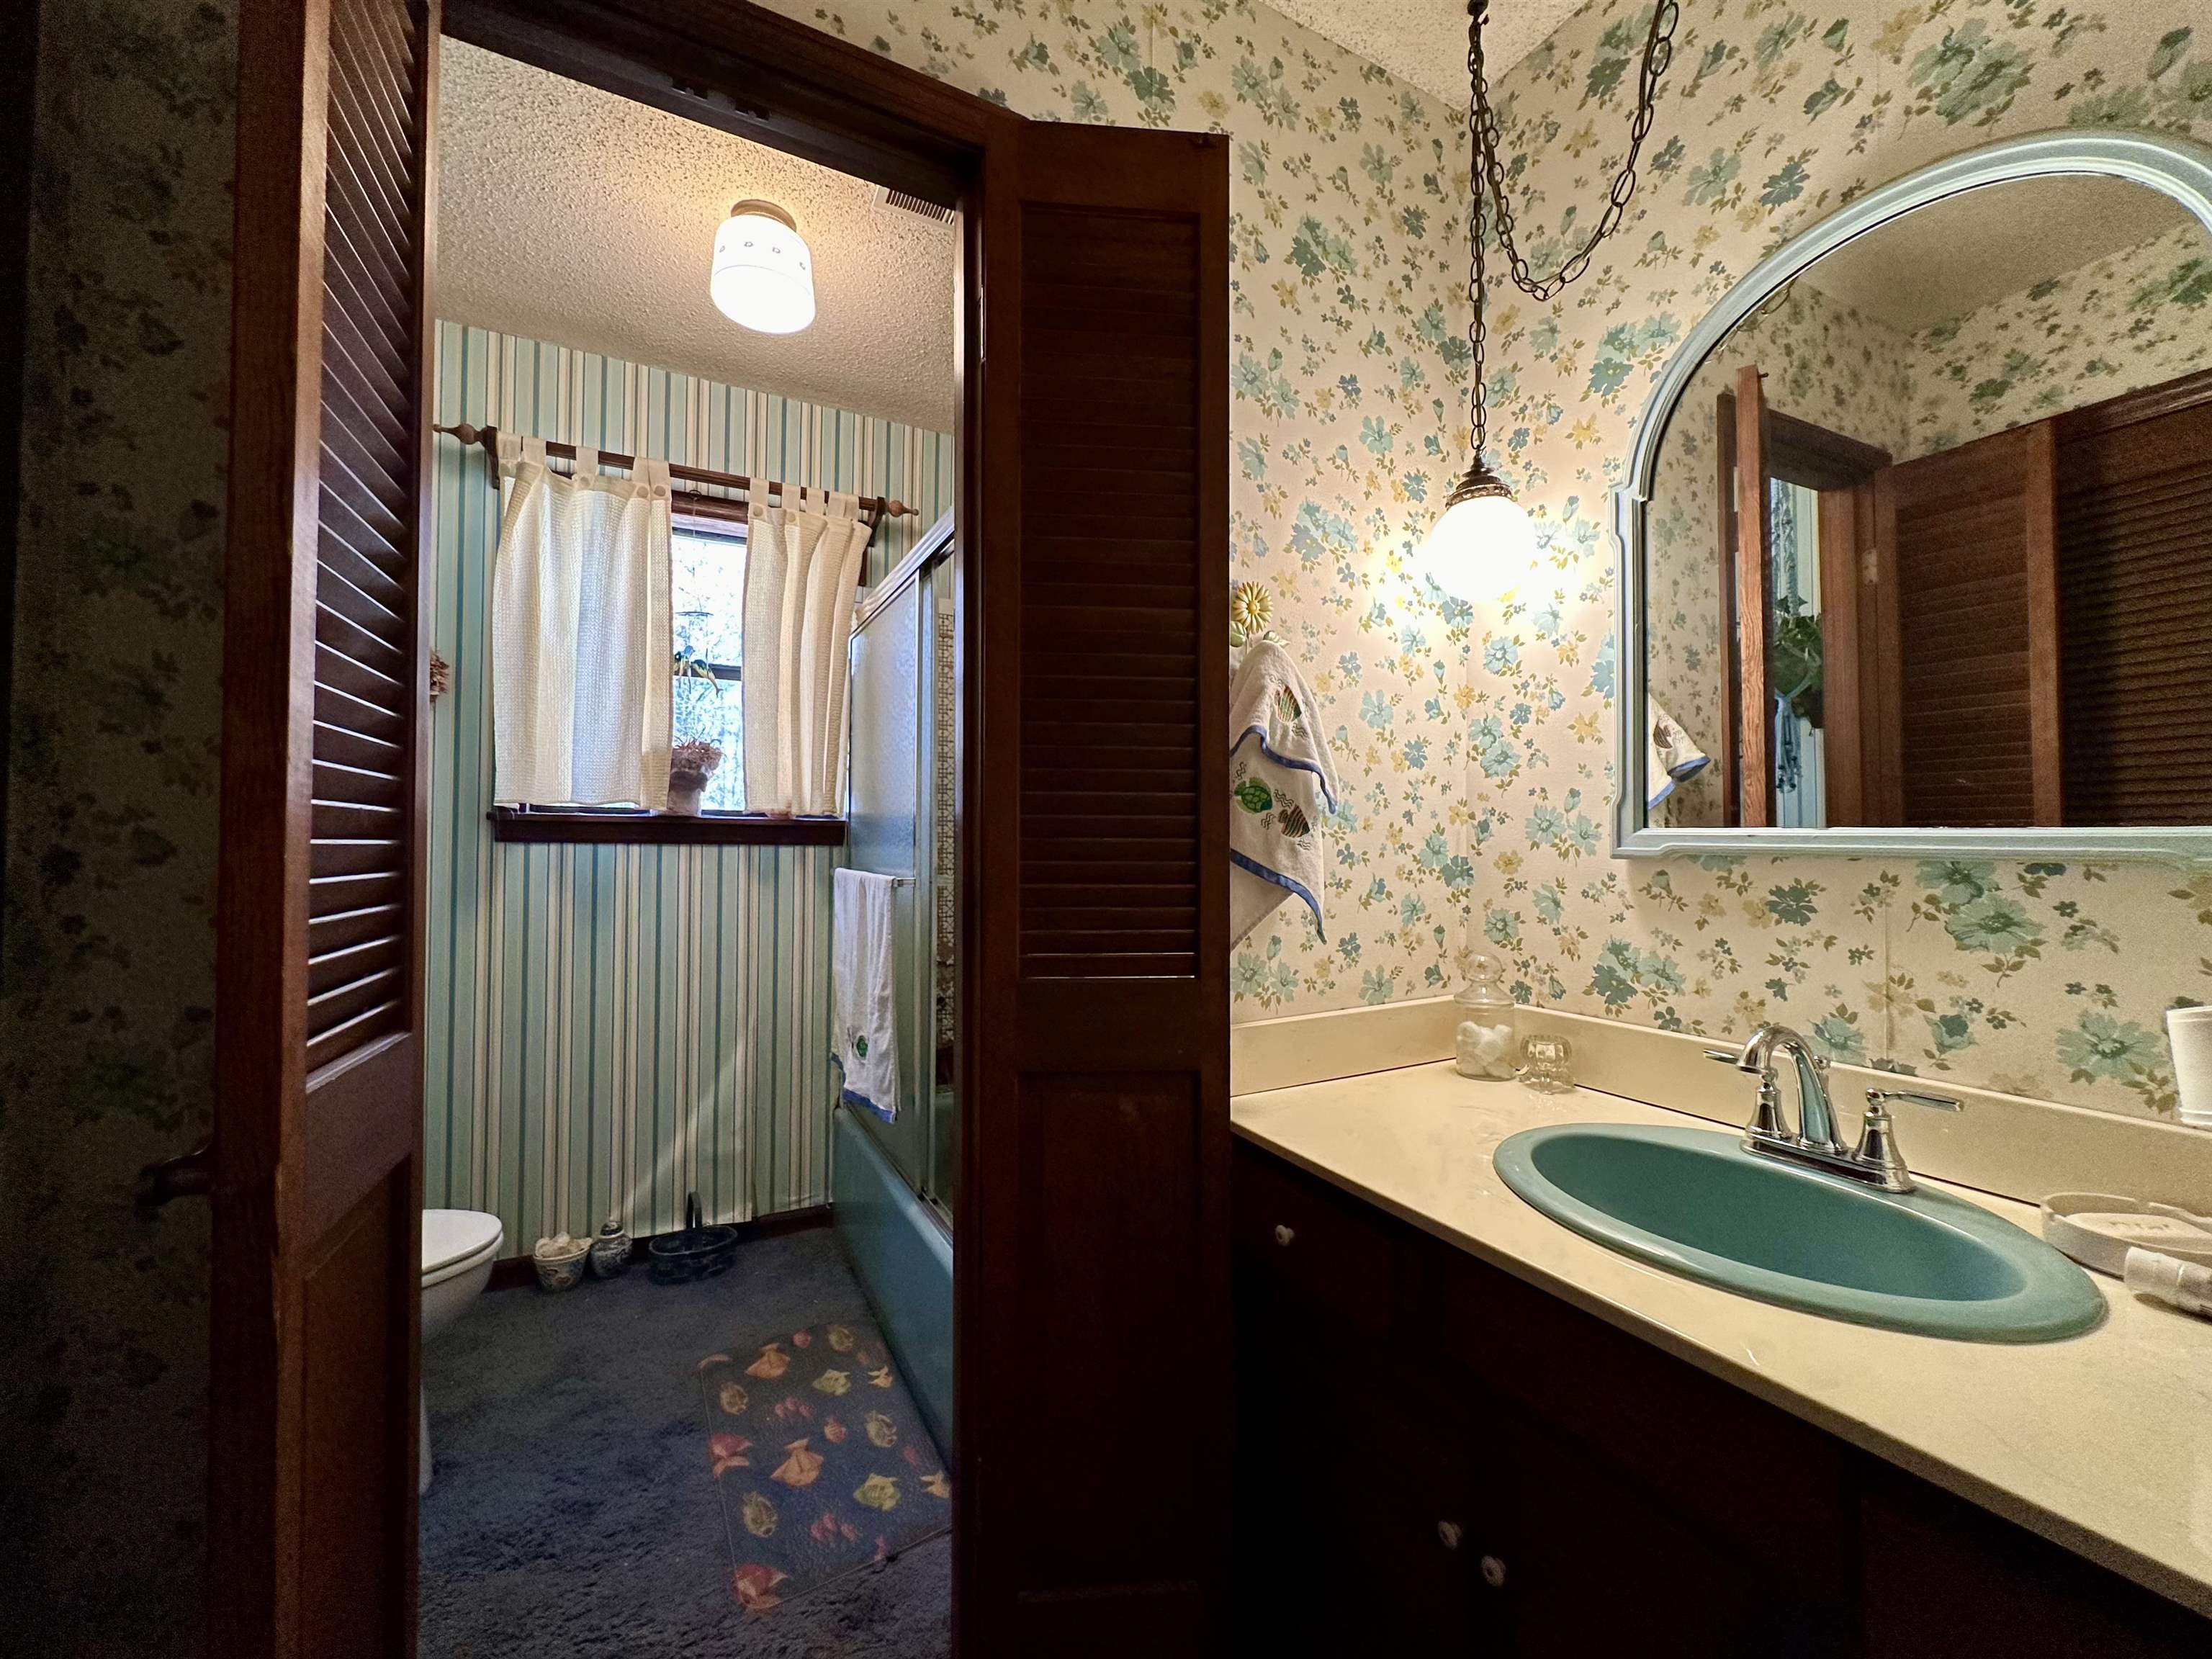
xmin=419 ymin=1226 xmax=950 ymax=1658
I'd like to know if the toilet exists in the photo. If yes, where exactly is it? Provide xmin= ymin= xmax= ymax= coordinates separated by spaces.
xmin=420 ymin=1208 xmax=503 ymax=1496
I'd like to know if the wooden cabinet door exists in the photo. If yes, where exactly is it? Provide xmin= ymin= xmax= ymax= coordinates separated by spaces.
xmin=213 ymin=1 xmax=436 ymax=1653
xmin=959 ymin=118 xmax=1231 ymax=1657
xmin=1870 ymin=422 xmax=2063 ymax=827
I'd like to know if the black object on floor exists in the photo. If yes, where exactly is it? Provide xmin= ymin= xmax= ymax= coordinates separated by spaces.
xmin=652 ymin=1192 xmax=742 ymax=1285
xmin=702 ymin=1319 xmax=951 ymax=1614
xmin=420 ymin=1226 xmax=950 ymax=1659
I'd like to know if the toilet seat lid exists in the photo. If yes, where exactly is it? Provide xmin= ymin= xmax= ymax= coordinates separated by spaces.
xmin=423 ymin=1208 xmax=504 ymax=1275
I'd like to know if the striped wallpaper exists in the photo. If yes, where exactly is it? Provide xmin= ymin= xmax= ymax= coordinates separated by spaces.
xmin=425 ymin=322 xmax=956 ymax=1246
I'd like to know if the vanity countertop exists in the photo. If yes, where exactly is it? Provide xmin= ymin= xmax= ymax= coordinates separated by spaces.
xmin=1231 ymin=1061 xmax=2212 ymax=1619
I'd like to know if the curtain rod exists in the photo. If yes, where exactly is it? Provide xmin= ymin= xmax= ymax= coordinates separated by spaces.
xmin=431 ymin=423 xmax=921 ymax=520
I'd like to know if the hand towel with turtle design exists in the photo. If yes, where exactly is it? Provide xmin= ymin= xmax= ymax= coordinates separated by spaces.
xmin=832 ymin=868 xmax=900 ymax=1120
xmin=1228 ymin=639 xmax=1341 ymax=947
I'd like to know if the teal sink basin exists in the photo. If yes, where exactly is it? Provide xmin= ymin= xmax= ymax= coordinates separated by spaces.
xmin=1493 ymin=1123 xmax=2104 ymax=1342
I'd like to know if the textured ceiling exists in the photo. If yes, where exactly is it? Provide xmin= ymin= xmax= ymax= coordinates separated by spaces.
xmin=1266 ymin=0 xmax=1584 ymax=107
xmin=436 ymin=41 xmax=958 ymax=432
xmin=1795 ymin=175 xmax=2198 ymax=335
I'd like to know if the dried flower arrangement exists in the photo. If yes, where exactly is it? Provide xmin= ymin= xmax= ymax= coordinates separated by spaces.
xmin=667 ymin=739 xmax=724 ymax=816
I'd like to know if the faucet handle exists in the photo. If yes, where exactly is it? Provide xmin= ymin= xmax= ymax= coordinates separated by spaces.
xmin=1704 ymin=1046 xmax=1746 ymax=1067
xmin=1865 ymin=1087 xmax=1961 ymax=1114
xmin=1854 ymin=1087 xmax=1961 ymax=1192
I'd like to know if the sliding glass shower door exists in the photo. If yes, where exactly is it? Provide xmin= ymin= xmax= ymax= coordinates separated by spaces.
xmin=845 ymin=523 xmax=956 ymax=1217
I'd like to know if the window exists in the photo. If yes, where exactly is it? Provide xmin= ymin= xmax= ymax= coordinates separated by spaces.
xmin=672 ymin=521 xmax=747 ymax=811
xmin=490 ymin=514 xmax=845 ymax=845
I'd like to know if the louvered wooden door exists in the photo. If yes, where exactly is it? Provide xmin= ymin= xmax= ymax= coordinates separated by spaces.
xmin=213 ymin=0 xmax=436 ymax=1653
xmin=1871 ymin=423 xmax=2063 ymax=827
xmin=960 ymin=120 xmax=1230 ymax=1655
xmin=2054 ymin=381 xmax=2212 ymax=824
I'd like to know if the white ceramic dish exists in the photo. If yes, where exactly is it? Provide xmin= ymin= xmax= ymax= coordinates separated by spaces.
xmin=2041 ymin=1191 xmax=2212 ymax=1278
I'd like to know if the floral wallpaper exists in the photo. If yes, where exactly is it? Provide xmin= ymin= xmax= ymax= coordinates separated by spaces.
xmin=1472 ymin=0 xmax=2212 ymax=1120
xmin=781 ymin=0 xmax=1486 ymax=1015
xmin=795 ymin=0 xmax=2212 ymax=1123
xmin=2 ymin=0 xmax=231 ymax=1651
xmin=1910 ymin=217 xmax=2212 ymax=452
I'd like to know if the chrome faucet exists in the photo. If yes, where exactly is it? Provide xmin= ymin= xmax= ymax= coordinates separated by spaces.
xmin=1706 ymin=1022 xmax=1960 ymax=1192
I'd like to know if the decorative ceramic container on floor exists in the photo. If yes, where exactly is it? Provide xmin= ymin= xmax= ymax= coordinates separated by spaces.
xmin=533 ymin=1232 xmax=589 ymax=1291
xmin=588 ymin=1215 xmax=631 ymax=1279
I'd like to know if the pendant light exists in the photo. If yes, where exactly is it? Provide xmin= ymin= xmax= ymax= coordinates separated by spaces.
xmin=709 ymin=199 xmax=816 ymax=335
xmin=1423 ymin=0 xmax=1678 ymax=601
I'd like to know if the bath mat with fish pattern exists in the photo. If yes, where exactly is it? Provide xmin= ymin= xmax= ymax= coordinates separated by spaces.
xmin=698 ymin=1317 xmax=951 ymax=1614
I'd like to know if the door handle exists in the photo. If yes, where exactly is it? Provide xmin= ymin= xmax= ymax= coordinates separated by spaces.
xmin=136 ymin=1138 xmax=212 ymax=1215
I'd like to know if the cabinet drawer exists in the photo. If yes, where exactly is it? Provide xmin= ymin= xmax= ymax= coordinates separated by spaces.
xmin=1232 ymin=1142 xmax=1403 ymax=1341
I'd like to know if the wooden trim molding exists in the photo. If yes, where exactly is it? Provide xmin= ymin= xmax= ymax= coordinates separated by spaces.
xmin=1766 ymin=407 xmax=1891 ymax=490
xmin=488 ymin=806 xmax=846 ymax=845
xmin=2054 ymin=363 xmax=2212 ymax=439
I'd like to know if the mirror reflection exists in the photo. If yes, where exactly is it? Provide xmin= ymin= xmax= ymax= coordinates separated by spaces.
xmin=1642 ymin=173 xmax=2212 ymax=831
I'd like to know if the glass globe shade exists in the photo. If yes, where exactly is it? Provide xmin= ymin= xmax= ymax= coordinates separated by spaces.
xmin=1421 ymin=478 xmax=1538 ymax=601
xmin=709 ymin=200 xmax=816 ymax=335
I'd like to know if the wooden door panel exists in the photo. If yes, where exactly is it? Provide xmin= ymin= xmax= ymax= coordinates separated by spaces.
xmin=1870 ymin=423 xmax=2060 ymax=827
xmin=2054 ymin=385 xmax=2212 ymax=824
xmin=215 ymin=0 xmax=434 ymax=1652
xmin=1815 ymin=482 xmax=1871 ymax=826
xmin=963 ymin=119 xmax=1230 ymax=1658
xmin=297 ymin=1169 xmax=415 ymax=1659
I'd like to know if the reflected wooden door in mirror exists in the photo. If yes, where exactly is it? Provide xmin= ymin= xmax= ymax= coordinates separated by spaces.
xmin=1619 ymin=132 xmax=2212 ymax=859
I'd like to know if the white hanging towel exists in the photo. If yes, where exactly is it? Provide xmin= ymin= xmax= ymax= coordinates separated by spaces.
xmin=1228 ymin=639 xmax=1341 ymax=947
xmin=832 ymin=868 xmax=901 ymax=1122
xmin=1646 ymin=696 xmax=1712 ymax=809
xmin=490 ymin=433 xmax=673 ymax=807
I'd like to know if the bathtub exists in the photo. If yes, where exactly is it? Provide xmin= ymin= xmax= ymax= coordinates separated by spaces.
xmin=832 ymin=1105 xmax=953 ymax=1458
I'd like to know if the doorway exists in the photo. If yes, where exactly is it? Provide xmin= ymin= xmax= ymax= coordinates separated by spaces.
xmin=208 ymin=0 xmax=1231 ymax=1654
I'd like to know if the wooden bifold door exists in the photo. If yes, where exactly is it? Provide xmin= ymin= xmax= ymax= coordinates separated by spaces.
xmin=214 ymin=1 xmax=1231 ymax=1654
xmin=214 ymin=0 xmax=437 ymax=1654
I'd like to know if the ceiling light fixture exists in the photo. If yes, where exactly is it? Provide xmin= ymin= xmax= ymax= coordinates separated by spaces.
xmin=709 ymin=199 xmax=816 ymax=334
xmin=1424 ymin=0 xmax=1678 ymax=601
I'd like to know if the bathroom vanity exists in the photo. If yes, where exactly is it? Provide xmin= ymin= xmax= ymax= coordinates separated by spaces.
xmin=1229 ymin=1064 xmax=2212 ymax=1656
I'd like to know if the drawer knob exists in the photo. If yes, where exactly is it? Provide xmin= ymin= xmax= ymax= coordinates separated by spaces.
xmin=1273 ymin=1223 xmax=1295 ymax=1247
xmin=1436 ymin=1520 xmax=1463 ymax=1551
xmin=1479 ymin=1554 xmax=1508 ymax=1590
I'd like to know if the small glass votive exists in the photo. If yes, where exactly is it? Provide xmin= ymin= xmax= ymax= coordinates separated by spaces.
xmin=1519 ymin=1033 xmax=1575 ymax=1094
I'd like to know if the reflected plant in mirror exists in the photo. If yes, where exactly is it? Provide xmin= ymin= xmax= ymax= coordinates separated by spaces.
xmin=1620 ymin=132 xmax=2212 ymax=857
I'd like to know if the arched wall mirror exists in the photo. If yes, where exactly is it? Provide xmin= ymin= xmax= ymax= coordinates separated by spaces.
xmin=1614 ymin=130 xmax=2212 ymax=860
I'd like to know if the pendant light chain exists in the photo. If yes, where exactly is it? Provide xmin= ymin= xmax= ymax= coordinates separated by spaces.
xmin=1462 ymin=0 xmax=1678 ymax=462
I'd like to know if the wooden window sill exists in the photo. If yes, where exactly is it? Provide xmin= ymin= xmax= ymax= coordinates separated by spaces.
xmin=489 ymin=808 xmax=848 ymax=846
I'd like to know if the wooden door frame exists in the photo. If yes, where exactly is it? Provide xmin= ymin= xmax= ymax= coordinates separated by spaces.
xmin=357 ymin=1 xmax=1227 ymax=1649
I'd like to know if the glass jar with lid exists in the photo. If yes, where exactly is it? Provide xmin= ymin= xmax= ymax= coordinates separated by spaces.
xmin=1452 ymin=952 xmax=1519 ymax=1081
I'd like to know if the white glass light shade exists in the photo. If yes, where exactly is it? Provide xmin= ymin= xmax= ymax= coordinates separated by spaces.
xmin=709 ymin=200 xmax=816 ymax=335
xmin=1421 ymin=481 xmax=1538 ymax=601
